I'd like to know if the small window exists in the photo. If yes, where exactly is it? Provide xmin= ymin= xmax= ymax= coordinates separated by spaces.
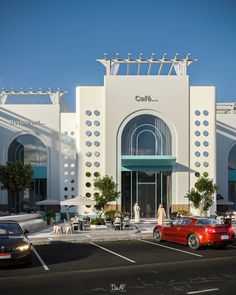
xmin=195 ymin=131 xmax=200 ymax=137
xmin=195 ymin=151 xmax=201 ymax=157
xmin=94 ymin=141 xmax=100 ymax=147
xmin=203 ymin=151 xmax=209 ymax=157
xmin=195 ymin=141 xmax=201 ymax=147
xmin=182 ymin=218 xmax=191 ymax=225
xmin=203 ymin=131 xmax=209 ymax=137
xmin=203 ymin=141 xmax=209 ymax=147
xmin=203 ymin=120 xmax=209 ymax=126
xmin=85 ymin=110 xmax=92 ymax=116
xmin=86 ymin=131 xmax=92 ymax=136
xmin=195 ymin=110 xmax=201 ymax=116
xmin=86 ymin=120 xmax=92 ymax=126
xmin=203 ymin=110 xmax=209 ymax=116
xmin=94 ymin=120 xmax=100 ymax=126
xmin=94 ymin=110 xmax=100 ymax=116
xmin=94 ymin=131 xmax=100 ymax=137
xmin=195 ymin=121 xmax=201 ymax=126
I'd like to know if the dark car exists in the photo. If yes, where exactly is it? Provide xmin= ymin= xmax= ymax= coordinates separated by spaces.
xmin=0 ymin=220 xmax=32 ymax=265
xmin=153 ymin=217 xmax=235 ymax=250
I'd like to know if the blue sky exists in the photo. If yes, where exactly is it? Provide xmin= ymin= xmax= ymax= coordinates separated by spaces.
xmin=0 ymin=0 xmax=236 ymax=111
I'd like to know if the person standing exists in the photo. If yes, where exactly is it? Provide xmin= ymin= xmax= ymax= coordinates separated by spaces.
xmin=157 ymin=204 xmax=166 ymax=226
xmin=134 ymin=203 xmax=140 ymax=223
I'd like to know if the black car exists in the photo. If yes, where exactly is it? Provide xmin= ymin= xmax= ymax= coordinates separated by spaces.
xmin=0 ymin=220 xmax=32 ymax=266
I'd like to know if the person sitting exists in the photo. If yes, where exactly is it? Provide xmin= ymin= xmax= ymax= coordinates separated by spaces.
xmin=72 ymin=213 xmax=79 ymax=230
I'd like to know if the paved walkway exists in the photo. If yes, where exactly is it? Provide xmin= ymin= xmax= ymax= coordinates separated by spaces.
xmin=28 ymin=222 xmax=155 ymax=245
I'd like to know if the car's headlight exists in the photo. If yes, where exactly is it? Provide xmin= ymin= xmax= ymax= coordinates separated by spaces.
xmin=16 ymin=244 xmax=30 ymax=251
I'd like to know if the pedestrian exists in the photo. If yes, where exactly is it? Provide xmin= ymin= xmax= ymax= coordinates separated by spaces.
xmin=157 ymin=204 xmax=166 ymax=226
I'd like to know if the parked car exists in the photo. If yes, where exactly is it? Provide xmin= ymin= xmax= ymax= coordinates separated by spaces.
xmin=153 ymin=217 xmax=235 ymax=250
xmin=0 ymin=220 xmax=32 ymax=265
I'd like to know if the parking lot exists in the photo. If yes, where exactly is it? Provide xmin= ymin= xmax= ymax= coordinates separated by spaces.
xmin=1 ymin=238 xmax=236 ymax=294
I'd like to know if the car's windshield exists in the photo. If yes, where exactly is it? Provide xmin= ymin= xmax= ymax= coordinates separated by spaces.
xmin=195 ymin=218 xmax=222 ymax=226
xmin=0 ymin=223 xmax=23 ymax=235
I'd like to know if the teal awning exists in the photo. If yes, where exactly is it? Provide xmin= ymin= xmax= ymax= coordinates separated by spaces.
xmin=32 ymin=166 xmax=47 ymax=179
xmin=122 ymin=155 xmax=176 ymax=172
xmin=228 ymin=169 xmax=236 ymax=181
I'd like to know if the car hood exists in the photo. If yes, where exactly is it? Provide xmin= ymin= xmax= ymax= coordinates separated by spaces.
xmin=0 ymin=236 xmax=30 ymax=247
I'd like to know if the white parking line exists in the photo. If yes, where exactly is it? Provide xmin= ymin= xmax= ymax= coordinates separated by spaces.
xmin=89 ymin=242 xmax=136 ymax=263
xmin=32 ymin=246 xmax=49 ymax=271
xmin=139 ymin=240 xmax=203 ymax=257
xmin=228 ymin=245 xmax=236 ymax=249
xmin=186 ymin=288 xmax=219 ymax=294
xmin=86 ymin=235 xmax=91 ymax=238
xmin=129 ymin=234 xmax=138 ymax=237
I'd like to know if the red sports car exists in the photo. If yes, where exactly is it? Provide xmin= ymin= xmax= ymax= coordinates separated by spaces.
xmin=153 ymin=217 xmax=235 ymax=250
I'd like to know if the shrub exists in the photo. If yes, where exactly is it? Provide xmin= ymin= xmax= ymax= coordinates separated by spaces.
xmin=90 ymin=217 xmax=105 ymax=225
xmin=104 ymin=210 xmax=116 ymax=222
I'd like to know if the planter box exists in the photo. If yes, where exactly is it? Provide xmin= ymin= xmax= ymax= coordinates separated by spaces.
xmin=90 ymin=224 xmax=107 ymax=230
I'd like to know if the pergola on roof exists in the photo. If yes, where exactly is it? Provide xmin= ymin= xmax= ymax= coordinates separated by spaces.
xmin=97 ymin=52 xmax=197 ymax=76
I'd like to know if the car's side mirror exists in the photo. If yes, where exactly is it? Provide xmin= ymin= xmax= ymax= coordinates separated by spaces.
xmin=24 ymin=229 xmax=30 ymax=234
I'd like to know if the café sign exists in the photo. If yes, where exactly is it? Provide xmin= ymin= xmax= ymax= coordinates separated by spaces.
xmin=9 ymin=120 xmax=45 ymax=126
xmin=135 ymin=95 xmax=158 ymax=102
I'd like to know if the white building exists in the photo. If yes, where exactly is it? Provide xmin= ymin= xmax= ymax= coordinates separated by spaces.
xmin=0 ymin=53 xmax=235 ymax=218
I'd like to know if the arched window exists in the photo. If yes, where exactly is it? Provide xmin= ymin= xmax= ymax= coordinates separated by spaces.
xmin=122 ymin=114 xmax=171 ymax=155
xmin=8 ymin=134 xmax=47 ymax=213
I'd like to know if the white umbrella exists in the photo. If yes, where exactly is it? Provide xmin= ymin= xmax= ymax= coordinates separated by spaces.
xmin=60 ymin=196 xmax=96 ymax=206
xmin=36 ymin=199 xmax=60 ymax=206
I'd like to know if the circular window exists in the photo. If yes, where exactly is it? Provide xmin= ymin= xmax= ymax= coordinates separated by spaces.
xmin=86 ymin=182 xmax=91 ymax=187
xmin=203 ymin=141 xmax=209 ymax=147
xmin=94 ymin=151 xmax=100 ymax=157
xmin=94 ymin=162 xmax=100 ymax=167
xmin=71 ymin=179 xmax=75 ymax=183
xmin=71 ymin=187 xmax=75 ymax=191
xmin=94 ymin=120 xmax=100 ymax=126
xmin=195 ymin=110 xmax=201 ymax=116
xmin=195 ymin=172 xmax=200 ymax=177
xmin=64 ymin=179 xmax=69 ymax=184
xmin=203 ymin=162 xmax=209 ymax=167
xmin=64 ymin=163 xmax=68 ymax=168
xmin=86 ymin=120 xmax=92 ymax=126
xmin=64 ymin=187 xmax=68 ymax=191
xmin=203 ymin=120 xmax=209 ymax=126
xmin=203 ymin=151 xmax=209 ymax=157
xmin=71 ymin=195 xmax=75 ymax=198
xmin=70 ymin=171 xmax=75 ymax=176
xmin=94 ymin=172 xmax=100 ymax=177
xmin=94 ymin=141 xmax=100 ymax=147
xmin=86 ymin=141 xmax=92 ymax=147
xmin=64 ymin=195 xmax=68 ymax=199
xmin=64 ymin=171 xmax=68 ymax=176
xmin=71 ymin=131 xmax=75 ymax=136
xmin=195 ymin=162 xmax=201 ymax=167
xmin=195 ymin=121 xmax=201 ymax=126
xmin=94 ymin=131 xmax=100 ymax=137
xmin=86 ymin=172 xmax=91 ymax=177
xmin=94 ymin=192 xmax=99 ymax=197
xmin=64 ymin=156 xmax=68 ymax=160
xmin=203 ymin=131 xmax=209 ymax=136
xmin=71 ymin=163 xmax=75 ymax=168
xmin=86 ymin=193 xmax=91 ymax=198
xmin=86 ymin=152 xmax=92 ymax=157
xmin=86 ymin=131 xmax=92 ymax=136
xmin=64 ymin=131 xmax=68 ymax=136
xmin=195 ymin=151 xmax=201 ymax=157
xmin=94 ymin=110 xmax=100 ymax=116
xmin=195 ymin=141 xmax=201 ymax=147
xmin=203 ymin=110 xmax=209 ymax=116
xmin=85 ymin=110 xmax=92 ymax=116
xmin=195 ymin=131 xmax=201 ymax=137
xmin=85 ymin=162 xmax=92 ymax=167
xmin=70 ymin=155 xmax=76 ymax=160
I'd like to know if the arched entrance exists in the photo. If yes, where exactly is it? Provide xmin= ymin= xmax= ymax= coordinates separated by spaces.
xmin=228 ymin=144 xmax=236 ymax=210
xmin=8 ymin=134 xmax=47 ymax=213
xmin=121 ymin=114 xmax=175 ymax=218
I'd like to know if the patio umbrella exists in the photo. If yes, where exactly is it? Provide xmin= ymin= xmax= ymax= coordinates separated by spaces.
xmin=60 ymin=196 xmax=96 ymax=206
xmin=36 ymin=199 xmax=61 ymax=206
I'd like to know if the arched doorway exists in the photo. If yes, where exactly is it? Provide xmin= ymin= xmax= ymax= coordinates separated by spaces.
xmin=121 ymin=114 xmax=174 ymax=219
xmin=8 ymin=134 xmax=47 ymax=213
xmin=228 ymin=144 xmax=236 ymax=210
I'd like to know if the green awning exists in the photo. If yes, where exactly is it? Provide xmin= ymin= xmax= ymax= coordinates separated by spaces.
xmin=122 ymin=155 xmax=176 ymax=172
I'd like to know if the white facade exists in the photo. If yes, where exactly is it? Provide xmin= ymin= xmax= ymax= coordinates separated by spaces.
xmin=0 ymin=55 xmax=235 ymax=217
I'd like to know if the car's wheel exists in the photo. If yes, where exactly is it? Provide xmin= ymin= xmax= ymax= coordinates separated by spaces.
xmin=154 ymin=228 xmax=162 ymax=243
xmin=188 ymin=234 xmax=200 ymax=250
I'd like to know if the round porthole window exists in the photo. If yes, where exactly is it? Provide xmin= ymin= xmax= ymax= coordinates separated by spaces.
xmin=64 ymin=163 xmax=68 ymax=168
xmin=94 ymin=120 xmax=100 ymax=126
xmin=195 ymin=131 xmax=201 ymax=137
xmin=64 ymin=171 xmax=68 ymax=176
xmin=203 ymin=110 xmax=209 ymax=116
xmin=195 ymin=120 xmax=201 ymax=126
xmin=94 ymin=172 xmax=100 ymax=177
xmin=86 ymin=131 xmax=92 ymax=136
xmin=94 ymin=162 xmax=100 ymax=167
xmin=64 ymin=195 xmax=68 ymax=199
xmin=195 ymin=110 xmax=201 ymax=116
xmin=195 ymin=141 xmax=201 ymax=147
xmin=86 ymin=152 xmax=92 ymax=157
xmin=71 ymin=179 xmax=75 ymax=183
xmin=94 ymin=131 xmax=100 ymax=137
xmin=71 ymin=163 xmax=75 ymax=168
xmin=203 ymin=151 xmax=209 ymax=157
xmin=203 ymin=120 xmax=209 ymax=126
xmin=94 ymin=151 xmax=100 ymax=157
xmin=85 ymin=110 xmax=92 ymax=116
xmin=64 ymin=131 xmax=68 ymax=136
xmin=71 ymin=131 xmax=75 ymax=136
xmin=64 ymin=187 xmax=68 ymax=191
xmin=86 ymin=193 xmax=91 ymax=198
xmin=86 ymin=120 xmax=92 ymax=126
xmin=86 ymin=182 xmax=91 ymax=187
xmin=86 ymin=141 xmax=92 ymax=147
xmin=85 ymin=162 xmax=92 ymax=167
xmin=195 ymin=162 xmax=201 ymax=167
xmin=203 ymin=162 xmax=209 ymax=167
xmin=195 ymin=151 xmax=201 ymax=157
xmin=203 ymin=141 xmax=209 ymax=147
xmin=94 ymin=141 xmax=100 ymax=147
xmin=203 ymin=131 xmax=209 ymax=136
xmin=94 ymin=110 xmax=100 ymax=116
xmin=195 ymin=172 xmax=200 ymax=177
